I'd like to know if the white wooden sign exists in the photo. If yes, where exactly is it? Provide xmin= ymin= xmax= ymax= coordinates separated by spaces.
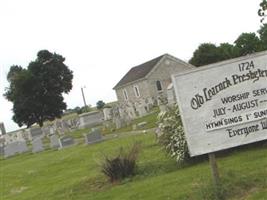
xmin=172 ymin=51 xmax=267 ymax=156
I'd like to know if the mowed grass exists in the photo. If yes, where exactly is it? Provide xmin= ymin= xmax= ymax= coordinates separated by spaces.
xmin=0 ymin=133 xmax=267 ymax=200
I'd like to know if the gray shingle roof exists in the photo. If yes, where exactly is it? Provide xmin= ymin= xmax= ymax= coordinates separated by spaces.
xmin=113 ymin=54 xmax=165 ymax=89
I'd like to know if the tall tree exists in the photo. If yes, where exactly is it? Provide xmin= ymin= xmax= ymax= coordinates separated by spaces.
xmin=217 ymin=43 xmax=240 ymax=60
xmin=4 ymin=50 xmax=73 ymax=128
xmin=234 ymin=33 xmax=262 ymax=56
xmin=189 ymin=43 xmax=222 ymax=67
xmin=258 ymin=0 xmax=267 ymax=23
xmin=258 ymin=23 xmax=267 ymax=50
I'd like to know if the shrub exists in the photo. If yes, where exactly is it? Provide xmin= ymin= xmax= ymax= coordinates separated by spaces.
xmin=101 ymin=142 xmax=141 ymax=182
xmin=157 ymin=104 xmax=190 ymax=165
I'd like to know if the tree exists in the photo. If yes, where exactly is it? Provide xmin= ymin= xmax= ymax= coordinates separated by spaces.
xmin=217 ymin=43 xmax=240 ymax=60
xmin=258 ymin=23 xmax=267 ymax=50
xmin=96 ymin=100 xmax=106 ymax=110
xmin=189 ymin=43 xmax=241 ymax=67
xmin=258 ymin=0 xmax=267 ymax=23
xmin=189 ymin=43 xmax=223 ymax=67
xmin=234 ymin=33 xmax=262 ymax=56
xmin=4 ymin=50 xmax=73 ymax=128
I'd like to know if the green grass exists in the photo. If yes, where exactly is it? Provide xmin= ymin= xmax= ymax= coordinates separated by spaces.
xmin=1 ymin=133 xmax=267 ymax=200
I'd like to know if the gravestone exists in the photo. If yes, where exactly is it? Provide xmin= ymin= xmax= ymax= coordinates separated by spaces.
xmin=0 ymin=144 xmax=4 ymax=155
xmin=62 ymin=120 xmax=70 ymax=133
xmin=0 ymin=122 xmax=6 ymax=135
xmin=84 ymin=129 xmax=102 ymax=145
xmin=0 ymin=137 xmax=5 ymax=145
xmin=115 ymin=117 xmax=125 ymax=129
xmin=167 ymin=83 xmax=176 ymax=105
xmin=137 ymin=105 xmax=147 ymax=117
xmin=4 ymin=140 xmax=28 ymax=158
xmin=4 ymin=142 xmax=18 ymax=158
xmin=79 ymin=111 xmax=104 ymax=129
xmin=103 ymin=108 xmax=112 ymax=121
xmin=41 ymin=127 xmax=48 ymax=135
xmin=55 ymin=121 xmax=64 ymax=135
xmin=50 ymin=135 xmax=60 ymax=149
xmin=4 ymin=142 xmax=18 ymax=157
xmin=49 ymin=126 xmax=55 ymax=135
xmin=69 ymin=117 xmax=80 ymax=129
xmin=18 ymin=140 xmax=28 ymax=153
xmin=59 ymin=136 xmax=74 ymax=148
xmin=30 ymin=127 xmax=43 ymax=139
xmin=32 ymin=137 xmax=44 ymax=153
xmin=127 ymin=106 xmax=137 ymax=119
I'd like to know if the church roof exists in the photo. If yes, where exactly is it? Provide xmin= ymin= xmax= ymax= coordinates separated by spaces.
xmin=113 ymin=54 xmax=165 ymax=89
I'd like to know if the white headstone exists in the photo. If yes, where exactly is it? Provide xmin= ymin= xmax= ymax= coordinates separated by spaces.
xmin=84 ymin=129 xmax=102 ymax=145
xmin=0 ymin=144 xmax=4 ymax=155
xmin=167 ymin=83 xmax=176 ymax=105
xmin=4 ymin=140 xmax=28 ymax=158
xmin=50 ymin=135 xmax=60 ymax=149
xmin=30 ymin=127 xmax=43 ymax=139
xmin=59 ymin=136 xmax=75 ymax=149
xmin=49 ymin=127 xmax=55 ymax=135
xmin=103 ymin=108 xmax=112 ymax=121
xmin=32 ymin=137 xmax=44 ymax=153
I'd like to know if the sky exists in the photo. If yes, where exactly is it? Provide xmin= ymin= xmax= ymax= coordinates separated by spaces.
xmin=0 ymin=0 xmax=263 ymax=132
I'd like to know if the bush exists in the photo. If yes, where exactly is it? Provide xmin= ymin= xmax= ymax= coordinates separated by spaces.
xmin=157 ymin=104 xmax=190 ymax=165
xmin=101 ymin=142 xmax=141 ymax=182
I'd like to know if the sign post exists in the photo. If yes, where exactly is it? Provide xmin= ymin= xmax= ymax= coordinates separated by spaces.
xmin=208 ymin=153 xmax=220 ymax=192
xmin=172 ymin=51 xmax=267 ymax=193
xmin=208 ymin=153 xmax=220 ymax=186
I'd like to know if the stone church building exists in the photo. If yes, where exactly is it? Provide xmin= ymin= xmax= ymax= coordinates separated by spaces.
xmin=113 ymin=54 xmax=194 ymax=118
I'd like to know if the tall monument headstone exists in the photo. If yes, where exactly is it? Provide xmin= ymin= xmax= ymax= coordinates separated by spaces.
xmin=0 ymin=122 xmax=6 ymax=135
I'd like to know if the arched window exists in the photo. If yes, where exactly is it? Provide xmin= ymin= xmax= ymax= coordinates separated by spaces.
xmin=123 ymin=89 xmax=128 ymax=100
xmin=156 ymin=80 xmax=162 ymax=91
xmin=133 ymin=85 xmax=140 ymax=97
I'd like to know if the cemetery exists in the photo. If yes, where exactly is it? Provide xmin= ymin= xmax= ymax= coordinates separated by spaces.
xmin=1 ymin=51 xmax=267 ymax=200
xmin=1 ymin=1 xmax=267 ymax=198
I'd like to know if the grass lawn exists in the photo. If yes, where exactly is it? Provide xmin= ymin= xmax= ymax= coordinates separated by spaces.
xmin=0 ymin=133 xmax=267 ymax=200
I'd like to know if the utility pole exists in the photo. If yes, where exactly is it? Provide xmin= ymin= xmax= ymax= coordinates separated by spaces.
xmin=81 ymin=86 xmax=87 ymax=110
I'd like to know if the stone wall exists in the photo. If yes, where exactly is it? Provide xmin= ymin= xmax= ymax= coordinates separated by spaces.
xmin=115 ymin=79 xmax=151 ymax=105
